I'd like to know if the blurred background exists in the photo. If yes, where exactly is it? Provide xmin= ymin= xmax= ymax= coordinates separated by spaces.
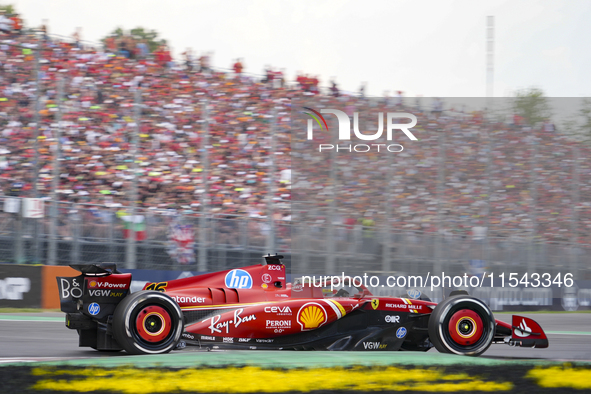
xmin=0 ymin=1 xmax=590 ymax=291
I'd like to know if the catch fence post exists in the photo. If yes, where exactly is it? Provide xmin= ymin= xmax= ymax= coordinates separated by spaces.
xmin=49 ymin=77 xmax=64 ymax=265
xmin=32 ymin=41 xmax=41 ymax=263
xmin=125 ymin=88 xmax=141 ymax=269
xmin=266 ymin=109 xmax=277 ymax=254
xmin=382 ymin=144 xmax=394 ymax=273
xmin=198 ymin=100 xmax=209 ymax=272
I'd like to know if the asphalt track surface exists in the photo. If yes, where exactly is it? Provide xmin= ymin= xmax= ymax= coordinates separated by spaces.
xmin=1 ymin=312 xmax=590 ymax=363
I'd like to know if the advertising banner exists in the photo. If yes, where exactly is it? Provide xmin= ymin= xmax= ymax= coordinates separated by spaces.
xmin=0 ymin=264 xmax=42 ymax=308
xmin=23 ymin=198 xmax=44 ymax=218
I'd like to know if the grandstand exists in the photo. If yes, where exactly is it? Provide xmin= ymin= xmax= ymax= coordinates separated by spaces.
xmin=1 ymin=27 xmax=590 ymax=278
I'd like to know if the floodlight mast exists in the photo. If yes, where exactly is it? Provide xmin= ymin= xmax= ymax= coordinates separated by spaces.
xmin=486 ymin=16 xmax=494 ymax=101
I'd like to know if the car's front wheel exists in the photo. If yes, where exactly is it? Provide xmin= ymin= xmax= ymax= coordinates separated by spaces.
xmin=112 ymin=291 xmax=184 ymax=355
xmin=428 ymin=296 xmax=495 ymax=356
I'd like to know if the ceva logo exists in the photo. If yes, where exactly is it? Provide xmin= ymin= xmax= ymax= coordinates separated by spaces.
xmin=303 ymin=107 xmax=417 ymax=153
xmin=225 ymin=269 xmax=253 ymax=289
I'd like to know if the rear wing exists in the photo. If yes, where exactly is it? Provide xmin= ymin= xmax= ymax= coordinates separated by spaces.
xmin=57 ymin=263 xmax=131 ymax=321
xmin=70 ymin=263 xmax=121 ymax=275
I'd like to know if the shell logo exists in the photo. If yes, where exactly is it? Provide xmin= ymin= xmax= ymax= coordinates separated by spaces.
xmin=89 ymin=280 xmax=97 ymax=288
xmin=297 ymin=302 xmax=327 ymax=331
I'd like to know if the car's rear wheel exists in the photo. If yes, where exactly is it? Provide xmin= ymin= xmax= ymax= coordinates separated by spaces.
xmin=112 ymin=291 xmax=184 ymax=355
xmin=428 ymin=296 xmax=494 ymax=356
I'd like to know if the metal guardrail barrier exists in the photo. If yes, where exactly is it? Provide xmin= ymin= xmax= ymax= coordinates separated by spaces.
xmin=0 ymin=197 xmax=589 ymax=279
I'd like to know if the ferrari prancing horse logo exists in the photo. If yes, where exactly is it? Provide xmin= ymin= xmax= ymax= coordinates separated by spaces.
xmin=371 ymin=299 xmax=379 ymax=310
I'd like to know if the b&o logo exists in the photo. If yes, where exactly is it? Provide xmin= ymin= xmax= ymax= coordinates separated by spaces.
xmin=303 ymin=107 xmax=417 ymax=153
xmin=225 ymin=269 xmax=253 ymax=289
xmin=60 ymin=278 xmax=82 ymax=299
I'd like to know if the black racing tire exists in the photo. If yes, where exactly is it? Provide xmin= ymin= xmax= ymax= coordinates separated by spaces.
xmin=112 ymin=290 xmax=184 ymax=355
xmin=428 ymin=296 xmax=495 ymax=357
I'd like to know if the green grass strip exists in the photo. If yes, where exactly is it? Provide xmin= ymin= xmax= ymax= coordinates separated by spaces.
xmin=0 ymin=315 xmax=63 ymax=322
xmin=0 ymin=308 xmax=60 ymax=313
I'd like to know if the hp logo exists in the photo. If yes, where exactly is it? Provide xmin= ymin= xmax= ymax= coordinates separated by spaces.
xmin=225 ymin=269 xmax=253 ymax=289
xmin=396 ymin=327 xmax=407 ymax=339
xmin=88 ymin=302 xmax=100 ymax=316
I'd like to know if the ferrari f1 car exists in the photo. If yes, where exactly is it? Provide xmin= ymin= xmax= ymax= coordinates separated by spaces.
xmin=57 ymin=255 xmax=548 ymax=356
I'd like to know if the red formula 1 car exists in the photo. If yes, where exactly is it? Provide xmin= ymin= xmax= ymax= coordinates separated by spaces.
xmin=57 ymin=255 xmax=548 ymax=356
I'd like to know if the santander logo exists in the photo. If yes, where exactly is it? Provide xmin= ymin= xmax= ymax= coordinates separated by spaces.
xmin=513 ymin=319 xmax=532 ymax=338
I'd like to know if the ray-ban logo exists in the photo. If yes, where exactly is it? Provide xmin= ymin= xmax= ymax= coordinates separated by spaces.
xmin=302 ymin=108 xmax=417 ymax=153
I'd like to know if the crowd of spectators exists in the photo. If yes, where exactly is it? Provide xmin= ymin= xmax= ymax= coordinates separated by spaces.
xmin=0 ymin=27 xmax=590 ymax=249
xmin=292 ymin=97 xmax=591 ymax=245
xmin=0 ymin=10 xmax=22 ymax=36
xmin=0 ymin=29 xmax=294 ymax=223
